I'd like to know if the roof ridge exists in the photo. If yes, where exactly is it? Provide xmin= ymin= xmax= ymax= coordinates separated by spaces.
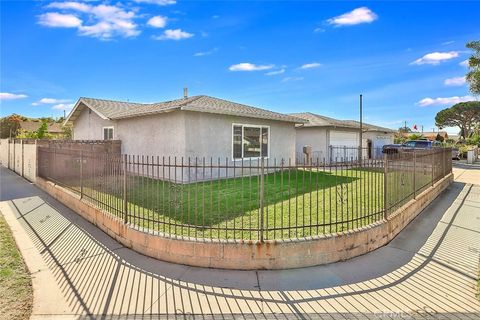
xmin=80 ymin=96 xmax=148 ymax=105
xmin=193 ymin=95 xmax=289 ymax=116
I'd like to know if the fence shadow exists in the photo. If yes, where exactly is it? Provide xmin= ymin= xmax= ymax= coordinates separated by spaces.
xmin=2 ymin=167 xmax=478 ymax=318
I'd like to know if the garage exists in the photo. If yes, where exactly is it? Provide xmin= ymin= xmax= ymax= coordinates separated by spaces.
xmin=330 ymin=130 xmax=358 ymax=147
xmin=329 ymin=130 xmax=359 ymax=162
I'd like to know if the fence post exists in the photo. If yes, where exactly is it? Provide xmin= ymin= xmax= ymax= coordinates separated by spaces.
xmin=53 ymin=147 xmax=56 ymax=181
xmin=12 ymin=139 xmax=15 ymax=173
xmin=80 ymin=150 xmax=83 ymax=199
xmin=413 ymin=150 xmax=416 ymax=199
xmin=443 ymin=148 xmax=446 ymax=178
xmin=431 ymin=151 xmax=434 ymax=187
xmin=123 ymin=154 xmax=128 ymax=224
xmin=21 ymin=140 xmax=24 ymax=178
xmin=259 ymin=157 xmax=265 ymax=242
xmin=7 ymin=139 xmax=10 ymax=170
xmin=383 ymin=153 xmax=388 ymax=219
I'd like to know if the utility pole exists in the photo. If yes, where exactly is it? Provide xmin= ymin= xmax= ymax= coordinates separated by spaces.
xmin=359 ymin=94 xmax=363 ymax=165
xmin=404 ymin=121 xmax=407 ymax=132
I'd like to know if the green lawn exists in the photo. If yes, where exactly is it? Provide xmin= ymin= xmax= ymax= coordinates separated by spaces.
xmin=78 ymin=167 xmax=388 ymax=239
xmin=65 ymin=163 xmax=435 ymax=240
xmin=0 ymin=215 xmax=33 ymax=320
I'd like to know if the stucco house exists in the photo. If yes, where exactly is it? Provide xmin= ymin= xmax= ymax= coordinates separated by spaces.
xmin=291 ymin=112 xmax=395 ymax=162
xmin=65 ymin=95 xmax=306 ymax=166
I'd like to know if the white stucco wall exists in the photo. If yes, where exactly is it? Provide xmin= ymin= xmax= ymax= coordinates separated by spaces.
xmin=295 ymin=127 xmax=328 ymax=161
xmin=72 ymin=107 xmax=297 ymax=181
xmin=0 ymin=140 xmax=37 ymax=182
xmin=182 ymin=111 xmax=297 ymax=180
xmin=0 ymin=139 xmax=8 ymax=167
xmin=295 ymin=126 xmax=395 ymax=162
xmin=116 ymin=111 xmax=186 ymax=157
xmin=73 ymin=108 xmax=117 ymax=140
xmin=183 ymin=111 xmax=296 ymax=161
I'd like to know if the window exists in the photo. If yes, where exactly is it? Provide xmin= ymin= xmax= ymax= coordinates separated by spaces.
xmin=103 ymin=127 xmax=114 ymax=140
xmin=232 ymin=124 xmax=269 ymax=159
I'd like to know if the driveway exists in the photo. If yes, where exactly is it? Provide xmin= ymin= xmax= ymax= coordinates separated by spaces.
xmin=0 ymin=164 xmax=479 ymax=319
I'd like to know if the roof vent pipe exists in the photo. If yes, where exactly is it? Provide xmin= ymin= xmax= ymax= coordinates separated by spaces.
xmin=183 ymin=87 xmax=188 ymax=99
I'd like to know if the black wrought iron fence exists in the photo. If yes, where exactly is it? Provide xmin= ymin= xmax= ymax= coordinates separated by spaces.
xmin=37 ymin=146 xmax=452 ymax=240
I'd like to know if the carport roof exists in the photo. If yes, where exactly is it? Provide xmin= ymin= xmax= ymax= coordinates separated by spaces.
xmin=64 ymin=95 xmax=307 ymax=125
xmin=291 ymin=112 xmax=396 ymax=133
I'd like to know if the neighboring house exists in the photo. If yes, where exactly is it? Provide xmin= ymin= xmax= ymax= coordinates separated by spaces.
xmin=291 ymin=112 xmax=395 ymax=162
xmin=399 ymin=131 xmax=449 ymax=141
xmin=421 ymin=131 xmax=449 ymax=141
xmin=19 ymin=121 xmax=64 ymax=138
xmin=64 ymin=95 xmax=306 ymax=180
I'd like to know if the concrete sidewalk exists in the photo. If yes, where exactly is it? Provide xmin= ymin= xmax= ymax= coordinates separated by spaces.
xmin=0 ymin=165 xmax=479 ymax=319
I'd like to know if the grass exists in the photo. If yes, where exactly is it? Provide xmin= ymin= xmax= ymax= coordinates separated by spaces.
xmin=66 ymin=164 xmax=435 ymax=240
xmin=0 ymin=215 xmax=33 ymax=320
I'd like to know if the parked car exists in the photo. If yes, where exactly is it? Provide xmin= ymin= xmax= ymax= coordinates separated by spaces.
xmin=382 ymin=140 xmax=443 ymax=154
xmin=451 ymin=148 xmax=460 ymax=160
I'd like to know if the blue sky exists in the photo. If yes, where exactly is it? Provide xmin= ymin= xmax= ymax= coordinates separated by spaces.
xmin=1 ymin=1 xmax=479 ymax=133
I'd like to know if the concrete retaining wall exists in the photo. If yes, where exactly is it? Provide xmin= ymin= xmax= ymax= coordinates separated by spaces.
xmin=34 ymin=172 xmax=453 ymax=269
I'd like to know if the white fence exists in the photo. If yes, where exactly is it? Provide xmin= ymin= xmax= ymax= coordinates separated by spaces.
xmin=0 ymin=139 xmax=38 ymax=182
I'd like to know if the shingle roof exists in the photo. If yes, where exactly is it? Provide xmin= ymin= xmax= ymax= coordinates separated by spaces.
xmin=66 ymin=95 xmax=306 ymax=124
xmin=19 ymin=121 xmax=63 ymax=133
xmin=291 ymin=112 xmax=395 ymax=133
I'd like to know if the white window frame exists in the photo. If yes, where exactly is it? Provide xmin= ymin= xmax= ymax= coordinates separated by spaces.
xmin=231 ymin=123 xmax=270 ymax=161
xmin=102 ymin=126 xmax=114 ymax=140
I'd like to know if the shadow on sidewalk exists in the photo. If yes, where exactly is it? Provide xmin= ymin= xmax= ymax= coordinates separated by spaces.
xmin=1 ymin=166 xmax=478 ymax=318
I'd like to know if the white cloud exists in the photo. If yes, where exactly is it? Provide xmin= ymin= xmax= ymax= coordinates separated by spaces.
xmin=133 ymin=0 xmax=176 ymax=5
xmin=282 ymin=77 xmax=304 ymax=82
xmin=411 ymin=51 xmax=459 ymax=65
xmin=147 ymin=15 xmax=167 ymax=28
xmin=444 ymin=76 xmax=466 ymax=86
xmin=52 ymin=103 xmax=75 ymax=110
xmin=442 ymin=40 xmax=455 ymax=45
xmin=39 ymin=3 xmax=140 ymax=39
xmin=47 ymin=2 xmax=91 ymax=12
xmin=229 ymin=63 xmax=274 ymax=72
xmin=38 ymin=12 xmax=82 ymax=28
xmin=265 ymin=69 xmax=285 ymax=76
xmin=194 ymin=48 xmax=217 ymax=57
xmin=33 ymin=98 xmax=71 ymax=105
xmin=460 ymin=59 xmax=469 ymax=67
xmin=153 ymin=29 xmax=194 ymax=40
xmin=327 ymin=7 xmax=378 ymax=26
xmin=300 ymin=62 xmax=322 ymax=69
xmin=313 ymin=27 xmax=325 ymax=33
xmin=417 ymin=95 xmax=475 ymax=107
xmin=0 ymin=92 xmax=28 ymax=100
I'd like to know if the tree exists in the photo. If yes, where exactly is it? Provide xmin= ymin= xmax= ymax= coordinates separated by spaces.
xmin=16 ymin=120 xmax=53 ymax=139
xmin=0 ymin=114 xmax=24 ymax=138
xmin=408 ymin=133 xmax=423 ymax=140
xmin=36 ymin=121 xmax=49 ymax=139
xmin=61 ymin=125 xmax=72 ymax=139
xmin=435 ymin=101 xmax=480 ymax=139
xmin=398 ymin=126 xmax=412 ymax=133
xmin=466 ymin=40 xmax=480 ymax=95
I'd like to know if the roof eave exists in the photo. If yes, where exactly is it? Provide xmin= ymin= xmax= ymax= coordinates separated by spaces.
xmin=63 ymin=98 xmax=110 ymax=126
